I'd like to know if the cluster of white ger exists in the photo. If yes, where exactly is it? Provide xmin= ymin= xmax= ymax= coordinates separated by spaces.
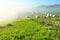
xmin=25 ymin=14 xmax=55 ymax=19
xmin=46 ymin=14 xmax=55 ymax=18
xmin=25 ymin=15 xmax=40 ymax=19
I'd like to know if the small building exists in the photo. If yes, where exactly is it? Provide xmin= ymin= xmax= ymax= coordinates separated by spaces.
xmin=35 ymin=15 xmax=40 ymax=19
xmin=45 ymin=13 xmax=50 ymax=18
xmin=25 ymin=16 xmax=30 ymax=19
xmin=52 ymin=15 xmax=55 ymax=17
xmin=49 ymin=14 xmax=52 ymax=16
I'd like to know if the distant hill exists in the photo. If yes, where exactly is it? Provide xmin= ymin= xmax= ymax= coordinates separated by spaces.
xmin=28 ymin=4 xmax=60 ymax=14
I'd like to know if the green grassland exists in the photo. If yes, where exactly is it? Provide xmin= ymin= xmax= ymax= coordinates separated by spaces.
xmin=0 ymin=15 xmax=60 ymax=40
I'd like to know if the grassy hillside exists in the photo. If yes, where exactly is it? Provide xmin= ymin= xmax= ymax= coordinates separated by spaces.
xmin=0 ymin=16 xmax=60 ymax=40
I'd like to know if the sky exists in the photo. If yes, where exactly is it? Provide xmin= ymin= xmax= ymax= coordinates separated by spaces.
xmin=0 ymin=0 xmax=60 ymax=21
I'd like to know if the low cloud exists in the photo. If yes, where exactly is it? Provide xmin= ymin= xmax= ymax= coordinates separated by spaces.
xmin=0 ymin=0 xmax=28 ymax=21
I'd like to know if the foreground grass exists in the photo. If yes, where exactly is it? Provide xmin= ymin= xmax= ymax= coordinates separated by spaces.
xmin=0 ymin=18 xmax=60 ymax=40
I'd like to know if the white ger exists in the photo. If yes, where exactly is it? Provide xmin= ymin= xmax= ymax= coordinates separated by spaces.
xmin=52 ymin=15 xmax=55 ymax=17
xmin=49 ymin=14 xmax=52 ymax=16
xmin=25 ymin=16 xmax=30 ymax=19
xmin=35 ymin=15 xmax=40 ymax=19
xmin=46 ymin=14 xmax=50 ymax=18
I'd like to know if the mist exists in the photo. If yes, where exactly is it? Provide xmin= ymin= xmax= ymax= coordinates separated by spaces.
xmin=0 ymin=0 xmax=29 ymax=22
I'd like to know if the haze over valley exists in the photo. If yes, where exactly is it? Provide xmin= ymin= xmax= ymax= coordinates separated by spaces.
xmin=0 ymin=0 xmax=60 ymax=22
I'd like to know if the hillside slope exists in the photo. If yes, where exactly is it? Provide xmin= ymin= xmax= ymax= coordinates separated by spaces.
xmin=0 ymin=18 xmax=60 ymax=40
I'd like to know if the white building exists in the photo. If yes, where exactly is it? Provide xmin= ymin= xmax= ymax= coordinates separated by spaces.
xmin=35 ymin=15 xmax=40 ymax=19
xmin=46 ymin=13 xmax=50 ymax=18
xmin=49 ymin=14 xmax=52 ymax=16
xmin=25 ymin=16 xmax=30 ymax=19
xmin=52 ymin=15 xmax=55 ymax=17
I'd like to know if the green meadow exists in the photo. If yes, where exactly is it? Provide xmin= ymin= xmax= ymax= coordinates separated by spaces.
xmin=0 ymin=15 xmax=60 ymax=40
